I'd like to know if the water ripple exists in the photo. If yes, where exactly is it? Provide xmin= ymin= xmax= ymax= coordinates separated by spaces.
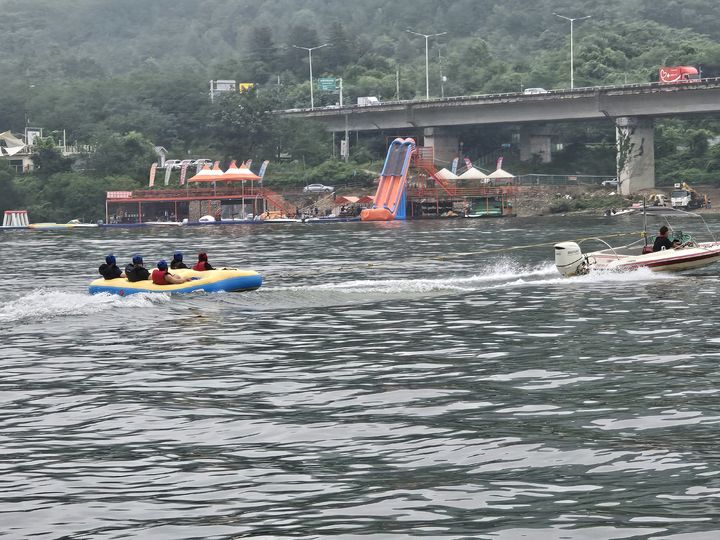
xmin=3 ymin=217 xmax=720 ymax=537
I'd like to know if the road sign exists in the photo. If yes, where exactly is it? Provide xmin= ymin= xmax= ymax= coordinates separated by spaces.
xmin=318 ymin=78 xmax=337 ymax=91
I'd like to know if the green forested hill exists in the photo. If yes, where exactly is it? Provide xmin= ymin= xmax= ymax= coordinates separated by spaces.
xmin=2 ymin=0 xmax=720 ymax=220
xmin=3 ymin=0 xmax=719 ymax=79
xmin=3 ymin=0 xmax=720 ymax=138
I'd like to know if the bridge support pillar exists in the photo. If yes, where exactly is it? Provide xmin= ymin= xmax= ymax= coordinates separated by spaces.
xmin=519 ymin=126 xmax=552 ymax=163
xmin=423 ymin=127 xmax=459 ymax=164
xmin=616 ymin=116 xmax=654 ymax=195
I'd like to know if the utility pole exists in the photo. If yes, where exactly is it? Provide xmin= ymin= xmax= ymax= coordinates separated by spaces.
xmin=406 ymin=29 xmax=447 ymax=99
xmin=438 ymin=48 xmax=445 ymax=98
xmin=343 ymin=114 xmax=350 ymax=163
xmin=292 ymin=43 xmax=329 ymax=108
xmin=396 ymin=67 xmax=400 ymax=100
xmin=553 ymin=13 xmax=591 ymax=89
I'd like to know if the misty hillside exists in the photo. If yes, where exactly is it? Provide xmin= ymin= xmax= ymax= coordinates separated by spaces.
xmin=2 ymin=0 xmax=720 ymax=85
xmin=2 ymin=0 xmax=719 ymax=146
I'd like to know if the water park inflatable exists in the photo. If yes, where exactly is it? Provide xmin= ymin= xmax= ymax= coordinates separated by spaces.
xmin=88 ymin=268 xmax=263 ymax=296
xmin=360 ymin=138 xmax=415 ymax=221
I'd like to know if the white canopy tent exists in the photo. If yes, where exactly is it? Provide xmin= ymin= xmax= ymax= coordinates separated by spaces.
xmin=459 ymin=167 xmax=490 ymax=180
xmin=435 ymin=168 xmax=459 ymax=180
xmin=488 ymin=168 xmax=515 ymax=179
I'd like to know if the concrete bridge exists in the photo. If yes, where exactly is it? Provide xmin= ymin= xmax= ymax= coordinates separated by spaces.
xmin=283 ymin=80 xmax=720 ymax=194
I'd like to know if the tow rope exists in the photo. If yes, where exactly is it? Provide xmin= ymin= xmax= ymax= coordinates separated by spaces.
xmin=435 ymin=230 xmax=647 ymax=259
xmin=273 ymin=230 xmax=647 ymax=277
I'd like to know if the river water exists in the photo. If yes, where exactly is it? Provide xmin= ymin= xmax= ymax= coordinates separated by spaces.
xmin=2 ymin=215 xmax=720 ymax=539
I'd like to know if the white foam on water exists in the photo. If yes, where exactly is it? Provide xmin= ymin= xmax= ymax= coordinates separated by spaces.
xmin=492 ymin=265 xmax=676 ymax=291
xmin=272 ymin=259 xmax=675 ymax=296
xmin=276 ymin=260 xmax=558 ymax=295
xmin=0 ymin=289 xmax=171 ymax=324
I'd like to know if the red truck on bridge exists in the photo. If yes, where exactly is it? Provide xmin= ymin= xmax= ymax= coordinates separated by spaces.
xmin=659 ymin=66 xmax=700 ymax=83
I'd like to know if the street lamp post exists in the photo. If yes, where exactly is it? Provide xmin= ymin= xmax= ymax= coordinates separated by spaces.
xmin=406 ymin=29 xmax=447 ymax=99
xmin=292 ymin=43 xmax=329 ymax=109
xmin=553 ymin=13 xmax=591 ymax=89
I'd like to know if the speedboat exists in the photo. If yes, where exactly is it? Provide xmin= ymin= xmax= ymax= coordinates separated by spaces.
xmin=555 ymin=236 xmax=720 ymax=277
xmin=555 ymin=207 xmax=720 ymax=277
xmin=604 ymin=208 xmax=635 ymax=216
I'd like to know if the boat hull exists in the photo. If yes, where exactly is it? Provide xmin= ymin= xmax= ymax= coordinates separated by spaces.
xmin=589 ymin=242 xmax=720 ymax=273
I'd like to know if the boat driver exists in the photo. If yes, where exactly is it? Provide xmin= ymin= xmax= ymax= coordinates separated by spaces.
xmin=653 ymin=226 xmax=674 ymax=252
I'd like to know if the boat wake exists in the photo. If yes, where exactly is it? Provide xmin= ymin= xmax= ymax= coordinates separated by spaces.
xmin=0 ymin=289 xmax=171 ymax=324
xmin=0 ymin=263 xmax=678 ymax=322
xmin=274 ymin=260 xmax=674 ymax=297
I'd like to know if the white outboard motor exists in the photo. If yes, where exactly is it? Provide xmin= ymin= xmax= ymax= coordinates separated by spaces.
xmin=554 ymin=241 xmax=589 ymax=277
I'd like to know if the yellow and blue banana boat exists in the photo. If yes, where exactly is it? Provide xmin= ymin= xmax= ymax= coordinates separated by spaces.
xmin=89 ymin=268 xmax=262 ymax=296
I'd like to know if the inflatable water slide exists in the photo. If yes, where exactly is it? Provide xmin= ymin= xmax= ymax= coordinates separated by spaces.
xmin=360 ymin=138 xmax=416 ymax=221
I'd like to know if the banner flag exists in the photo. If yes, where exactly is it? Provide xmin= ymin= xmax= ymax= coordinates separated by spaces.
xmin=245 ymin=159 xmax=252 ymax=169
xmin=451 ymin=157 xmax=459 ymax=175
xmin=180 ymin=163 xmax=188 ymax=185
xmin=496 ymin=156 xmax=504 ymax=170
xmin=164 ymin=165 xmax=172 ymax=186
xmin=258 ymin=160 xmax=270 ymax=178
xmin=149 ymin=163 xmax=157 ymax=187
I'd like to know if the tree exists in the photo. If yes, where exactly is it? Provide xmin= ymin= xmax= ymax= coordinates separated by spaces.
xmin=246 ymin=26 xmax=278 ymax=82
xmin=326 ymin=22 xmax=353 ymax=72
xmin=0 ymin=161 xmax=21 ymax=213
xmin=282 ymin=24 xmax=321 ymax=77
xmin=209 ymin=90 xmax=278 ymax=159
xmin=269 ymin=117 xmax=329 ymax=166
xmin=31 ymin=137 xmax=72 ymax=179
xmin=88 ymin=132 xmax=158 ymax=180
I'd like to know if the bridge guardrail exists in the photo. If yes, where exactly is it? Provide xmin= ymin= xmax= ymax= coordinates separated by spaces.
xmin=283 ymin=77 xmax=720 ymax=114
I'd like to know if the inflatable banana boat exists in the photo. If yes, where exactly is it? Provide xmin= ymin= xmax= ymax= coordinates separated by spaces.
xmin=88 ymin=268 xmax=263 ymax=296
